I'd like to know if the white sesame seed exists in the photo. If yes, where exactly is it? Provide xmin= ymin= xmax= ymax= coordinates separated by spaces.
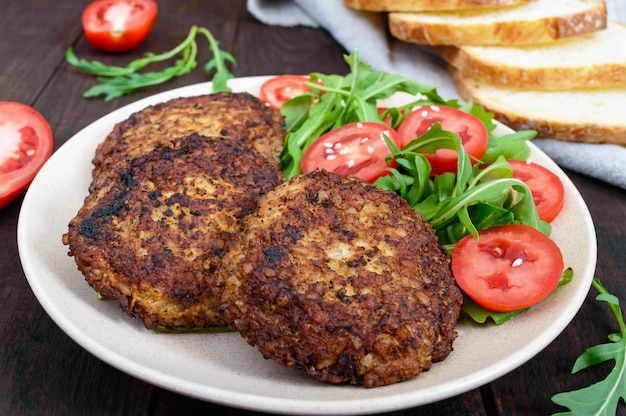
xmin=327 ymin=155 xmax=337 ymax=160
xmin=356 ymin=122 xmax=364 ymax=128
xmin=512 ymin=258 xmax=523 ymax=267
xmin=367 ymin=146 xmax=375 ymax=153
xmin=347 ymin=160 xmax=355 ymax=167
xmin=431 ymin=105 xmax=440 ymax=111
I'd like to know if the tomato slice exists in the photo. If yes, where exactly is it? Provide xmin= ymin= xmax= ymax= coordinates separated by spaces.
xmin=259 ymin=75 xmax=313 ymax=110
xmin=452 ymin=224 xmax=564 ymax=312
xmin=0 ymin=102 xmax=53 ymax=209
xmin=508 ymin=159 xmax=565 ymax=223
xmin=301 ymin=122 xmax=400 ymax=183
xmin=82 ymin=0 xmax=158 ymax=52
xmin=397 ymin=105 xmax=488 ymax=176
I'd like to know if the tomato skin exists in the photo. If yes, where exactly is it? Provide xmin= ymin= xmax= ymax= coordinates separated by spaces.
xmin=0 ymin=102 xmax=53 ymax=209
xmin=259 ymin=75 xmax=313 ymax=110
xmin=82 ymin=0 xmax=158 ymax=53
xmin=397 ymin=105 xmax=488 ymax=176
xmin=508 ymin=159 xmax=565 ymax=223
xmin=301 ymin=122 xmax=400 ymax=183
xmin=452 ymin=224 xmax=564 ymax=312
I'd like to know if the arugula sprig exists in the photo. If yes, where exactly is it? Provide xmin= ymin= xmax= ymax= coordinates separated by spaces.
xmin=552 ymin=278 xmax=626 ymax=415
xmin=66 ymin=26 xmax=235 ymax=101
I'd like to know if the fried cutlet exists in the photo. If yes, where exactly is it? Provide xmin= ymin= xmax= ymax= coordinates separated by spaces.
xmin=213 ymin=169 xmax=463 ymax=388
xmin=91 ymin=92 xmax=286 ymax=178
xmin=63 ymin=133 xmax=283 ymax=329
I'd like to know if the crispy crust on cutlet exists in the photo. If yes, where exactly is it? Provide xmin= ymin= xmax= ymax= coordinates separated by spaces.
xmin=214 ymin=170 xmax=462 ymax=387
xmin=63 ymin=133 xmax=283 ymax=329
xmin=92 ymin=92 xmax=286 ymax=178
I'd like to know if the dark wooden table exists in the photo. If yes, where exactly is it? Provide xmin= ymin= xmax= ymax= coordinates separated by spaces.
xmin=2 ymin=1 xmax=625 ymax=415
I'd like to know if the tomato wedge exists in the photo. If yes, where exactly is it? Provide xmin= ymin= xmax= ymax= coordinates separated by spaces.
xmin=508 ymin=159 xmax=565 ymax=223
xmin=397 ymin=105 xmax=488 ymax=176
xmin=301 ymin=122 xmax=400 ymax=183
xmin=82 ymin=0 xmax=158 ymax=52
xmin=259 ymin=75 xmax=313 ymax=110
xmin=452 ymin=224 xmax=564 ymax=312
xmin=0 ymin=102 xmax=53 ymax=209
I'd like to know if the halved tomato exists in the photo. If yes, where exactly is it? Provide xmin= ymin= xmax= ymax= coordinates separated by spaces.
xmin=301 ymin=122 xmax=400 ymax=183
xmin=452 ymin=224 xmax=564 ymax=312
xmin=82 ymin=0 xmax=158 ymax=52
xmin=508 ymin=159 xmax=565 ymax=223
xmin=397 ymin=105 xmax=488 ymax=176
xmin=259 ymin=75 xmax=313 ymax=110
xmin=0 ymin=102 xmax=53 ymax=209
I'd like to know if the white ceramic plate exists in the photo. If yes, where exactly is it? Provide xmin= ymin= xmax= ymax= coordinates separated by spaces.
xmin=18 ymin=76 xmax=597 ymax=415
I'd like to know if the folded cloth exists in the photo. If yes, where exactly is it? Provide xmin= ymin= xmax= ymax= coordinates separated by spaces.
xmin=248 ymin=0 xmax=626 ymax=190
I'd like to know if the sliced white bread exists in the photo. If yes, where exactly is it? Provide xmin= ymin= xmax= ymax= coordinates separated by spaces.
xmin=389 ymin=0 xmax=607 ymax=46
xmin=438 ymin=21 xmax=626 ymax=89
xmin=344 ymin=0 xmax=536 ymax=12
xmin=451 ymin=69 xmax=626 ymax=144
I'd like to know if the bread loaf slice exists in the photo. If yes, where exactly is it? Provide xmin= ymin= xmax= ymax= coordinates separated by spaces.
xmin=344 ymin=0 xmax=536 ymax=12
xmin=452 ymin=69 xmax=626 ymax=144
xmin=389 ymin=0 xmax=607 ymax=46
xmin=438 ymin=21 xmax=626 ymax=89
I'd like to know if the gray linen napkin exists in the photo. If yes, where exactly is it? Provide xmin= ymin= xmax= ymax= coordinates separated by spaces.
xmin=248 ymin=0 xmax=626 ymax=190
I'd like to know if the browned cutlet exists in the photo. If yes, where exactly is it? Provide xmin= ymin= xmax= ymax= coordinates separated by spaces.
xmin=213 ymin=169 xmax=463 ymax=388
xmin=91 ymin=92 xmax=286 ymax=178
xmin=63 ymin=133 xmax=283 ymax=330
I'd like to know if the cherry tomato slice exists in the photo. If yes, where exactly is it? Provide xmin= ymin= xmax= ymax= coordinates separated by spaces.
xmin=0 ymin=102 xmax=53 ymax=209
xmin=301 ymin=122 xmax=400 ymax=183
xmin=259 ymin=75 xmax=312 ymax=110
xmin=397 ymin=105 xmax=488 ymax=176
xmin=82 ymin=0 xmax=158 ymax=53
xmin=508 ymin=159 xmax=565 ymax=223
xmin=452 ymin=224 xmax=564 ymax=312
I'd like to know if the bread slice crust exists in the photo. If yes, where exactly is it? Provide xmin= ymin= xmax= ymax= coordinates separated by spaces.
xmin=452 ymin=69 xmax=626 ymax=144
xmin=344 ymin=0 xmax=536 ymax=12
xmin=389 ymin=0 xmax=607 ymax=45
xmin=438 ymin=21 xmax=626 ymax=89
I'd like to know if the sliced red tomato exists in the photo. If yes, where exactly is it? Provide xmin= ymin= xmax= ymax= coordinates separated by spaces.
xmin=397 ymin=105 xmax=488 ymax=176
xmin=508 ymin=159 xmax=565 ymax=223
xmin=0 ymin=102 xmax=53 ymax=209
xmin=82 ymin=0 xmax=158 ymax=53
xmin=259 ymin=75 xmax=314 ymax=110
xmin=301 ymin=122 xmax=400 ymax=183
xmin=452 ymin=224 xmax=564 ymax=312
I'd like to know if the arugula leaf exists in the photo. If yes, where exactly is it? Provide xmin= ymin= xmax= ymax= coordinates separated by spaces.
xmin=66 ymin=25 xmax=234 ymax=100
xmin=552 ymin=277 xmax=626 ymax=415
